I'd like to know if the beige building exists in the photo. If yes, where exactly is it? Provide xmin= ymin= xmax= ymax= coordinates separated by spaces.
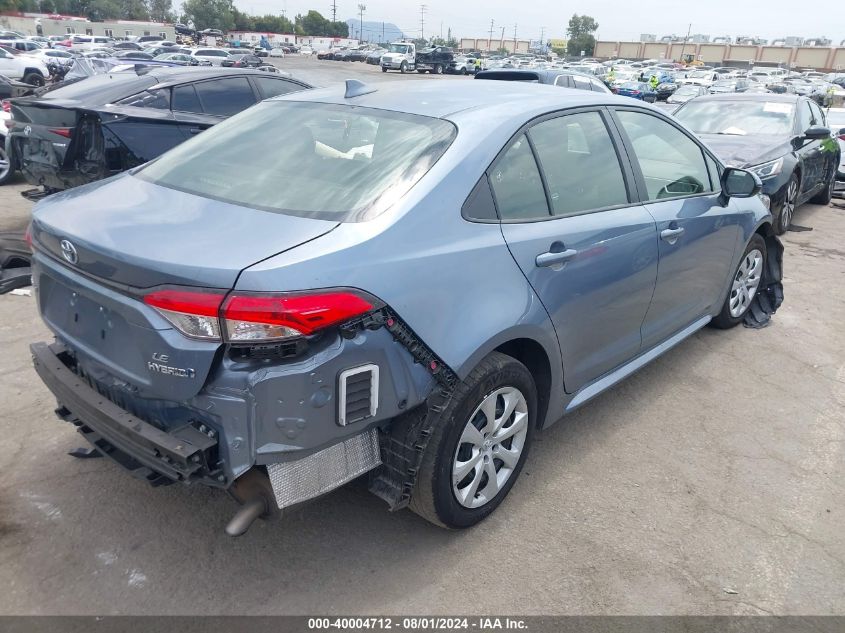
xmin=1 ymin=13 xmax=175 ymax=40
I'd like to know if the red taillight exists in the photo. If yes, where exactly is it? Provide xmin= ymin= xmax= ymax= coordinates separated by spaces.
xmin=1 ymin=100 xmax=10 ymax=113
xmin=144 ymin=289 xmax=225 ymax=340
xmin=48 ymin=128 xmax=72 ymax=138
xmin=24 ymin=223 xmax=33 ymax=251
xmin=222 ymin=291 xmax=377 ymax=342
xmin=143 ymin=288 xmax=379 ymax=343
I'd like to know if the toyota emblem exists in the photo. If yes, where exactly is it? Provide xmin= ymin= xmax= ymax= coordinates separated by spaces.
xmin=23 ymin=125 xmax=31 ymax=136
xmin=60 ymin=239 xmax=78 ymax=265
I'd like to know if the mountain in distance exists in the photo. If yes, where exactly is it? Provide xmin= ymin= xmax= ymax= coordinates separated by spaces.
xmin=345 ymin=19 xmax=404 ymax=43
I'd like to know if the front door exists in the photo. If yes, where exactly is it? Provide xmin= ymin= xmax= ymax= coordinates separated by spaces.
xmin=493 ymin=109 xmax=659 ymax=393
xmin=611 ymin=108 xmax=741 ymax=348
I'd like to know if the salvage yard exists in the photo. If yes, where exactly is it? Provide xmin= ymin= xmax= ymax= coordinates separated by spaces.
xmin=0 ymin=57 xmax=843 ymax=616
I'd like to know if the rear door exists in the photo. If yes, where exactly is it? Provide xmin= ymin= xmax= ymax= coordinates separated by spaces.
xmin=610 ymin=107 xmax=740 ymax=348
xmin=171 ymin=77 xmax=258 ymax=135
xmin=495 ymin=108 xmax=659 ymax=393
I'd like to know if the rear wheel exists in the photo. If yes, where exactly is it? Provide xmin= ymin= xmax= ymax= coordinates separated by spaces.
xmin=433 ymin=64 xmax=443 ymax=75
xmin=410 ymin=352 xmax=536 ymax=529
xmin=775 ymin=174 xmax=799 ymax=235
xmin=810 ymin=169 xmax=835 ymax=205
xmin=711 ymin=234 xmax=767 ymax=329
xmin=22 ymin=72 xmax=45 ymax=87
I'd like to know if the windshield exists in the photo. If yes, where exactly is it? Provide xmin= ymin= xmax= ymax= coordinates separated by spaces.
xmin=138 ymin=101 xmax=457 ymax=222
xmin=388 ymin=44 xmax=409 ymax=54
xmin=688 ymin=71 xmax=711 ymax=78
xmin=675 ymin=100 xmax=795 ymax=135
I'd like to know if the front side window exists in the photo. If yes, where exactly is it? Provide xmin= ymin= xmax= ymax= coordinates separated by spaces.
xmin=529 ymin=112 xmax=629 ymax=216
xmin=489 ymin=134 xmax=548 ymax=221
xmin=616 ymin=110 xmax=712 ymax=201
xmin=138 ymin=102 xmax=457 ymax=222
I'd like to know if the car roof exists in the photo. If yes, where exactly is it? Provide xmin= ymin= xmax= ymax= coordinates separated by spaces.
xmin=275 ymin=79 xmax=623 ymax=120
xmin=475 ymin=68 xmax=598 ymax=84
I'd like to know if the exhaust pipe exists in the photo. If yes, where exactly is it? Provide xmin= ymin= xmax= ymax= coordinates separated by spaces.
xmin=225 ymin=498 xmax=267 ymax=537
xmin=224 ymin=467 xmax=280 ymax=537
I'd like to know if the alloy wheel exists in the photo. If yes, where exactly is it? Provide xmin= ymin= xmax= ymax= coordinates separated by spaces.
xmin=0 ymin=146 xmax=9 ymax=182
xmin=781 ymin=179 xmax=798 ymax=230
xmin=452 ymin=386 xmax=529 ymax=509
xmin=729 ymin=248 xmax=764 ymax=318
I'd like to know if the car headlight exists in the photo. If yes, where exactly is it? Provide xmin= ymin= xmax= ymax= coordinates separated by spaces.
xmin=747 ymin=157 xmax=783 ymax=180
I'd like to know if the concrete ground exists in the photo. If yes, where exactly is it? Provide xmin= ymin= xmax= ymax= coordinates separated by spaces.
xmin=0 ymin=58 xmax=843 ymax=616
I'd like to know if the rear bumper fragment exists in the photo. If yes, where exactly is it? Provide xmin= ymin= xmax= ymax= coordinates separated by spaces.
xmin=31 ymin=341 xmax=219 ymax=484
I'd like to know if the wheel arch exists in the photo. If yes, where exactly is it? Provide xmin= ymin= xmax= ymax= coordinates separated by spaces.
xmin=494 ymin=337 xmax=553 ymax=430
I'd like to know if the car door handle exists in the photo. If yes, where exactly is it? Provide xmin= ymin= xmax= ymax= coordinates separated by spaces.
xmin=188 ymin=127 xmax=205 ymax=134
xmin=536 ymin=248 xmax=578 ymax=268
xmin=660 ymin=227 xmax=685 ymax=243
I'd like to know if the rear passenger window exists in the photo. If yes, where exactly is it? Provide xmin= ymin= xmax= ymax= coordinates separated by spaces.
xmin=194 ymin=78 xmax=256 ymax=117
xmin=572 ymin=76 xmax=591 ymax=92
xmin=116 ymin=88 xmax=170 ymax=109
xmin=529 ymin=112 xmax=629 ymax=216
xmin=172 ymin=84 xmax=202 ymax=113
xmin=554 ymin=74 xmax=573 ymax=88
xmin=616 ymin=110 xmax=713 ymax=200
xmin=253 ymin=77 xmax=301 ymax=99
xmin=489 ymin=134 xmax=549 ymax=221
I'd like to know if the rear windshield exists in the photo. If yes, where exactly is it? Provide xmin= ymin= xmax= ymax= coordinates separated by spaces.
xmin=138 ymin=101 xmax=457 ymax=222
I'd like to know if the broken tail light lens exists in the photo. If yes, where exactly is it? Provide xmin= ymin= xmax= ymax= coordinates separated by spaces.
xmin=48 ymin=128 xmax=73 ymax=138
xmin=143 ymin=288 xmax=380 ymax=343
xmin=1 ymin=100 xmax=10 ymax=113
xmin=144 ymin=289 xmax=226 ymax=340
xmin=222 ymin=290 xmax=381 ymax=342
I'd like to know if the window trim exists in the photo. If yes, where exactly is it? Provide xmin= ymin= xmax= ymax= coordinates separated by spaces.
xmin=608 ymin=105 xmax=725 ymax=206
xmin=469 ymin=105 xmax=641 ymax=224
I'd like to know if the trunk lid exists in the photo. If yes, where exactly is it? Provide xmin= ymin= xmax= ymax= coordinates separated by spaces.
xmin=31 ymin=173 xmax=339 ymax=289
xmin=32 ymin=174 xmax=339 ymax=401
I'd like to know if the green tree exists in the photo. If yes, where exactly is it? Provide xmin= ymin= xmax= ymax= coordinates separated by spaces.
xmin=181 ymin=0 xmax=234 ymax=31
xmin=119 ymin=0 xmax=149 ymax=20
xmin=566 ymin=14 xmax=598 ymax=57
xmin=148 ymin=0 xmax=174 ymax=22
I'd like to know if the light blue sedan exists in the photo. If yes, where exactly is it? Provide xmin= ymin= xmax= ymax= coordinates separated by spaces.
xmin=28 ymin=79 xmax=778 ymax=533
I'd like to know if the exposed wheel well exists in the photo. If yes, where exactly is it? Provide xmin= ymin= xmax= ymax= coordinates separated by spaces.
xmin=494 ymin=338 xmax=551 ymax=429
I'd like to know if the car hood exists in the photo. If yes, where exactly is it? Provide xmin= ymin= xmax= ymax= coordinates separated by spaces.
xmin=31 ymin=173 xmax=339 ymax=289
xmin=696 ymin=133 xmax=791 ymax=168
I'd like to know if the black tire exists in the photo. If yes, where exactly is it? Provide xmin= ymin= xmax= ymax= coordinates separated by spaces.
xmin=400 ymin=61 xmax=407 ymax=74
xmin=810 ymin=169 xmax=835 ymax=205
xmin=462 ymin=67 xmax=468 ymax=75
xmin=417 ymin=69 xmax=426 ymax=74
xmin=433 ymin=64 xmax=443 ymax=75
xmin=711 ymin=234 xmax=767 ymax=329
xmin=381 ymin=66 xmax=387 ymax=73
xmin=22 ymin=72 xmax=45 ymax=87
xmin=775 ymin=173 xmax=799 ymax=235
xmin=410 ymin=352 xmax=537 ymax=529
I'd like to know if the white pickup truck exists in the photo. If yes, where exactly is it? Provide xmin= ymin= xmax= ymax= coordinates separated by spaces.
xmin=380 ymin=42 xmax=454 ymax=75
xmin=0 ymin=48 xmax=49 ymax=85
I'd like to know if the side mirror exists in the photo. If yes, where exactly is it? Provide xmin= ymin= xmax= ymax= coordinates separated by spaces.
xmin=804 ymin=126 xmax=831 ymax=140
xmin=839 ymin=127 xmax=845 ymax=137
xmin=721 ymin=167 xmax=762 ymax=199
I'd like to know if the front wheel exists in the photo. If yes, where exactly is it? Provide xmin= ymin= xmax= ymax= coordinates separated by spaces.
xmin=711 ymin=234 xmax=767 ymax=329
xmin=400 ymin=61 xmax=408 ymax=74
xmin=381 ymin=66 xmax=388 ymax=73
xmin=775 ymin=174 xmax=799 ymax=235
xmin=433 ymin=64 xmax=443 ymax=75
xmin=410 ymin=352 xmax=536 ymax=529
xmin=0 ymin=142 xmax=12 ymax=185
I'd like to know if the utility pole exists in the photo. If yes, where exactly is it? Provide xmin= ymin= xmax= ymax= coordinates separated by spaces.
xmin=539 ymin=26 xmax=545 ymax=48
xmin=499 ymin=26 xmax=505 ymax=51
xmin=420 ymin=4 xmax=427 ymax=41
xmin=382 ymin=21 xmax=385 ymax=43
xmin=487 ymin=19 xmax=494 ymax=52
xmin=679 ymin=22 xmax=691 ymax=62
xmin=358 ymin=4 xmax=366 ymax=43
xmin=330 ymin=0 xmax=337 ymax=23
xmin=513 ymin=24 xmax=517 ymax=53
